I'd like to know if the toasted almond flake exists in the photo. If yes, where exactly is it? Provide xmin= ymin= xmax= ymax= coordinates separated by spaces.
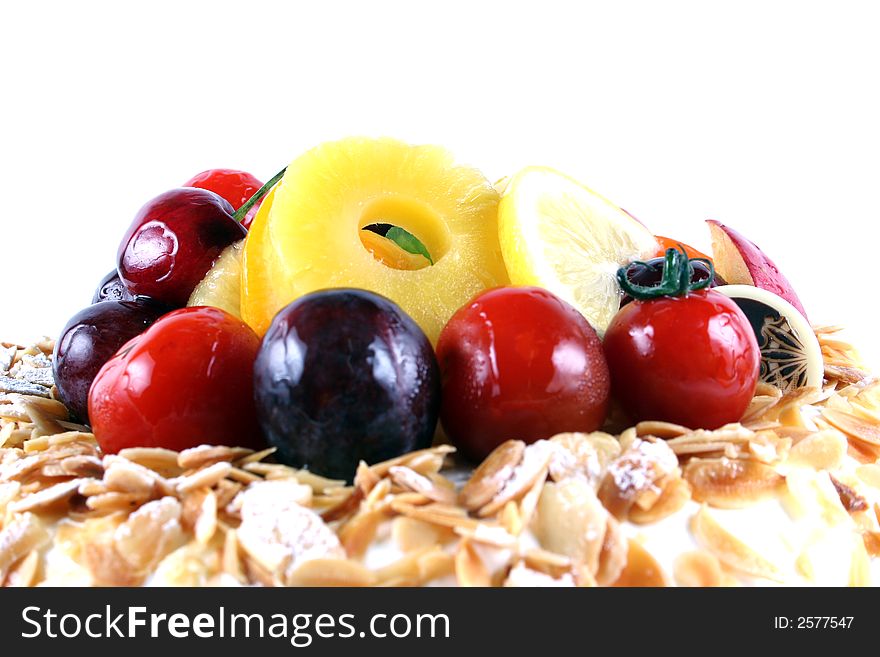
xmin=113 ymin=497 xmax=185 ymax=572
xmin=0 ymin=513 xmax=48 ymax=582
xmin=78 ymin=479 xmax=107 ymax=497
xmin=338 ymin=509 xmax=385 ymax=558
xmin=548 ymin=432 xmax=620 ymax=484
xmin=373 ymin=545 xmax=432 ymax=585
xmin=86 ymin=491 xmax=149 ymax=513
xmin=532 ymin=479 xmax=607 ymax=573
xmin=287 ymin=557 xmax=377 ymax=587
xmin=822 ymin=408 xmax=880 ymax=446
xmin=117 ymin=447 xmax=182 ymax=477
xmin=176 ymin=461 xmax=232 ymax=494
xmin=226 ymin=466 xmax=261 ymax=484
xmin=459 ymin=440 xmax=524 ymax=511
xmin=499 ymin=500 xmax=522 ymax=536
xmin=60 ymin=455 xmax=104 ymax=478
xmin=636 ymin=420 xmax=691 ymax=439
xmin=454 ymin=522 xmax=518 ymax=548
xmin=234 ymin=446 xmax=277 ymax=465
xmin=389 ymin=466 xmax=456 ymax=504
xmin=455 ymin=539 xmax=491 ymax=587
xmin=595 ymin=515 xmax=628 ymax=586
xmin=178 ymin=445 xmax=253 ymax=470
xmin=84 ymin=543 xmax=143 ymax=586
xmin=754 ymin=381 xmax=783 ymax=397
xmin=103 ymin=456 xmax=162 ymax=496
xmin=690 ymin=505 xmax=784 ymax=583
xmin=354 ymin=460 xmax=381 ymax=495
xmin=8 ymin=478 xmax=86 ymax=513
xmin=237 ymin=481 xmax=343 ymax=581
xmin=417 ymin=549 xmax=455 ymax=583
xmin=504 ymin=561 xmax=576 ymax=587
xmin=478 ymin=441 xmax=553 ymax=518
xmin=392 ymin=516 xmax=445 ymax=553
xmin=367 ymin=446 xmax=455 ymax=480
xmin=523 ymin=547 xmax=572 ymax=571
xmin=673 ymin=550 xmax=724 ymax=587
xmin=222 ymin=528 xmax=243 ymax=582
xmin=628 ymin=476 xmax=691 ymax=525
xmin=598 ymin=438 xmax=678 ymax=519
xmin=612 ymin=539 xmax=668 ymax=587
xmin=4 ymin=548 xmax=39 ymax=587
xmin=684 ymin=458 xmax=784 ymax=509
xmin=194 ymin=490 xmax=218 ymax=545
xmin=787 ymin=429 xmax=847 ymax=470
xmin=390 ymin=500 xmax=479 ymax=531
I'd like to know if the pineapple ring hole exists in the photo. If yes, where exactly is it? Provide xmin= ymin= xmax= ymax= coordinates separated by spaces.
xmin=358 ymin=196 xmax=451 ymax=271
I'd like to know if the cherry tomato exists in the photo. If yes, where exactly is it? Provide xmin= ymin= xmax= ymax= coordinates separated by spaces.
xmin=603 ymin=289 xmax=760 ymax=429
xmin=88 ymin=307 xmax=264 ymax=453
xmin=183 ymin=168 xmax=264 ymax=229
xmin=436 ymin=286 xmax=610 ymax=461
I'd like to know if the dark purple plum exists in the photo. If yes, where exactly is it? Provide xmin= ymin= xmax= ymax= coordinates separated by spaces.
xmin=621 ymin=257 xmax=726 ymax=306
xmin=117 ymin=188 xmax=245 ymax=307
xmin=53 ymin=300 xmax=169 ymax=423
xmin=92 ymin=270 xmax=137 ymax=304
xmin=254 ymin=289 xmax=440 ymax=481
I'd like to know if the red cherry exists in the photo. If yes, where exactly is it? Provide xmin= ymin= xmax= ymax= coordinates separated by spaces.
xmin=88 ymin=307 xmax=264 ymax=453
xmin=436 ymin=286 xmax=610 ymax=461
xmin=183 ymin=168 xmax=264 ymax=229
xmin=117 ymin=188 xmax=246 ymax=307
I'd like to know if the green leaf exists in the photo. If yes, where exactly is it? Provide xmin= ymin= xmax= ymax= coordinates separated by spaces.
xmin=383 ymin=226 xmax=434 ymax=265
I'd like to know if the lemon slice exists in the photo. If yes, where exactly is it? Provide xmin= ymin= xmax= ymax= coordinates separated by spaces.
xmin=187 ymin=239 xmax=244 ymax=318
xmin=498 ymin=166 xmax=658 ymax=334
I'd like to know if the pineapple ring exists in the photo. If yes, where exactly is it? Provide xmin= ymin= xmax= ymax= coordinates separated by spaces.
xmin=241 ymin=137 xmax=509 ymax=343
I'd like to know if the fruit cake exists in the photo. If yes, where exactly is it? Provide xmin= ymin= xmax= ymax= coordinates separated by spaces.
xmin=1 ymin=137 xmax=878 ymax=587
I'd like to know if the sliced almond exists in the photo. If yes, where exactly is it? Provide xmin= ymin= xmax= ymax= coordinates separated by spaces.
xmin=822 ymin=408 xmax=880 ymax=447
xmin=389 ymin=466 xmax=456 ymax=504
xmin=459 ymin=440 xmax=524 ymax=511
xmin=690 ymin=505 xmax=784 ymax=583
xmin=531 ymin=478 xmax=607 ymax=573
xmin=684 ymin=458 xmax=784 ymax=509
xmin=478 ymin=441 xmax=552 ymax=518
xmin=612 ymin=539 xmax=668 ymax=587
xmin=673 ymin=550 xmax=725 ymax=587
xmin=595 ymin=515 xmax=627 ymax=586
xmin=455 ymin=539 xmax=491 ymax=587
xmin=787 ymin=429 xmax=847 ymax=470
xmin=636 ymin=421 xmax=691 ymax=439
xmin=176 ymin=461 xmax=232 ymax=493
xmin=628 ymin=475 xmax=691 ymax=524
xmin=8 ymin=478 xmax=85 ymax=514
xmin=117 ymin=447 xmax=182 ymax=477
xmin=338 ymin=508 xmax=386 ymax=558
xmin=287 ymin=558 xmax=377 ymax=587
xmin=4 ymin=548 xmax=39 ymax=587
xmin=392 ymin=516 xmax=446 ymax=553
xmin=178 ymin=445 xmax=253 ymax=470
xmin=0 ymin=513 xmax=48 ymax=582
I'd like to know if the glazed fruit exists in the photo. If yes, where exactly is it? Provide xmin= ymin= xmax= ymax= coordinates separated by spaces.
xmin=88 ymin=307 xmax=263 ymax=453
xmin=604 ymin=249 xmax=760 ymax=429
xmin=53 ymin=300 xmax=168 ymax=423
xmin=436 ymin=286 xmax=610 ymax=461
xmin=184 ymin=168 xmax=264 ymax=229
xmin=707 ymin=220 xmax=808 ymax=319
xmin=241 ymin=137 xmax=509 ymax=342
xmin=117 ymin=188 xmax=246 ymax=307
xmin=91 ymin=270 xmax=137 ymax=304
xmin=187 ymin=240 xmax=244 ymax=318
xmin=253 ymin=289 xmax=440 ymax=481
xmin=497 ymin=166 xmax=658 ymax=335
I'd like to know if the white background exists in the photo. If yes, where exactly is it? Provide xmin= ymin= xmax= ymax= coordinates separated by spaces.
xmin=2 ymin=1 xmax=879 ymax=365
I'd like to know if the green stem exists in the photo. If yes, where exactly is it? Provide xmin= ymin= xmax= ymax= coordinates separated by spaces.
xmin=617 ymin=246 xmax=715 ymax=300
xmin=232 ymin=166 xmax=287 ymax=223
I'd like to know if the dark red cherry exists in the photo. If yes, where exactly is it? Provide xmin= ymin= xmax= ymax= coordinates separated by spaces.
xmin=116 ymin=188 xmax=246 ymax=307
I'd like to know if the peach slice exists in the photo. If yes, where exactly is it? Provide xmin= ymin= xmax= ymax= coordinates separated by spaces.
xmin=706 ymin=220 xmax=808 ymax=319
